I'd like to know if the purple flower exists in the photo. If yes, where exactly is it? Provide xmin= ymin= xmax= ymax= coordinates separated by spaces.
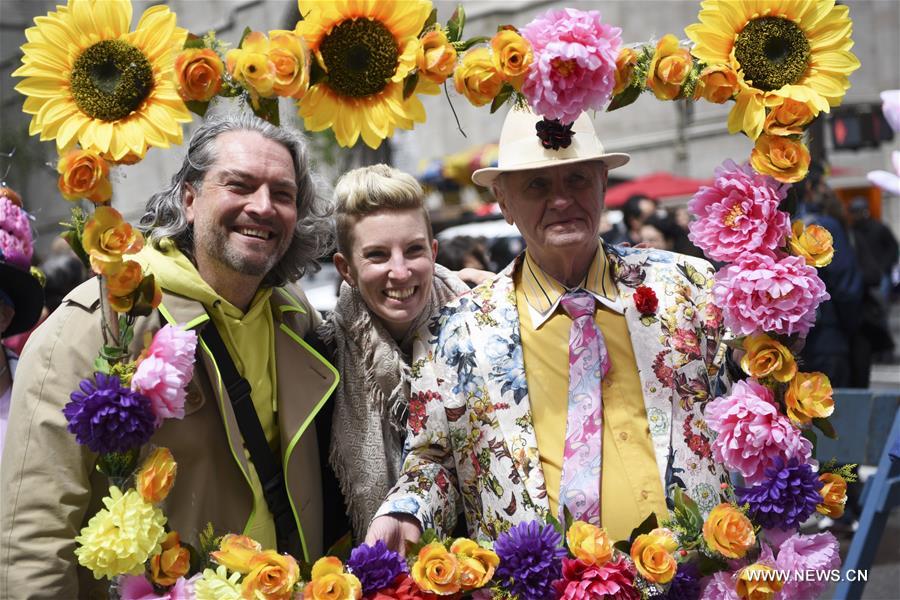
xmin=346 ymin=540 xmax=407 ymax=596
xmin=63 ymin=373 xmax=156 ymax=454
xmin=661 ymin=562 xmax=701 ymax=600
xmin=494 ymin=520 xmax=567 ymax=600
xmin=737 ymin=457 xmax=823 ymax=530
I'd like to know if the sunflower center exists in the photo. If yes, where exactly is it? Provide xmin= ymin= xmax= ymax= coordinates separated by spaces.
xmin=320 ymin=18 xmax=399 ymax=98
xmin=70 ymin=40 xmax=154 ymax=121
xmin=734 ymin=16 xmax=810 ymax=91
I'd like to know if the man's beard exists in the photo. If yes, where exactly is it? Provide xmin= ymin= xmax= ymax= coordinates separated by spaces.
xmin=196 ymin=224 xmax=284 ymax=277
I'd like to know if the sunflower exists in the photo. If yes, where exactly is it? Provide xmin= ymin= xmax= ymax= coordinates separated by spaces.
xmin=686 ymin=0 xmax=860 ymax=140
xmin=13 ymin=0 xmax=192 ymax=163
xmin=295 ymin=0 xmax=434 ymax=149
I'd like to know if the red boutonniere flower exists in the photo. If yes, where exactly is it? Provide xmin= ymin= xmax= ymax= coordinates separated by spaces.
xmin=633 ymin=285 xmax=658 ymax=315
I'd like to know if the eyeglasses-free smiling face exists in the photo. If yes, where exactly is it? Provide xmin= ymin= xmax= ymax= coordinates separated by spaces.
xmin=334 ymin=208 xmax=438 ymax=341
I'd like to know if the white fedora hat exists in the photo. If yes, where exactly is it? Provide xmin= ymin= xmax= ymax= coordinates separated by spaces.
xmin=472 ymin=109 xmax=630 ymax=187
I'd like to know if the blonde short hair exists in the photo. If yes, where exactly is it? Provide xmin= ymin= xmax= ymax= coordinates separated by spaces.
xmin=333 ymin=164 xmax=432 ymax=254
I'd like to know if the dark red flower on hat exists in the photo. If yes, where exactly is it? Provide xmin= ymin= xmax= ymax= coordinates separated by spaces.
xmin=535 ymin=118 xmax=574 ymax=150
xmin=633 ymin=285 xmax=658 ymax=315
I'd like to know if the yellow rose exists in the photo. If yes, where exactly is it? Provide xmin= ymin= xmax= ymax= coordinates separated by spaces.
xmin=411 ymin=541 xmax=461 ymax=595
xmin=764 ymin=97 xmax=816 ymax=137
xmin=454 ymin=48 xmax=504 ymax=107
xmin=136 ymin=447 xmax=177 ymax=504
xmin=268 ymin=30 xmax=310 ymax=99
xmin=82 ymin=206 xmax=144 ymax=274
xmin=613 ymin=47 xmax=638 ymax=96
xmin=647 ymin=34 xmax=693 ymax=101
xmin=629 ymin=528 xmax=678 ymax=584
xmin=789 ymin=220 xmax=834 ymax=267
xmin=417 ymin=29 xmax=457 ymax=84
xmin=694 ymin=64 xmax=739 ymax=104
xmin=566 ymin=521 xmax=612 ymax=566
xmin=750 ymin=134 xmax=810 ymax=183
xmin=243 ymin=550 xmax=301 ymax=600
xmin=703 ymin=503 xmax=756 ymax=559
xmin=740 ymin=334 xmax=797 ymax=383
xmin=226 ymin=31 xmax=275 ymax=101
xmin=105 ymin=260 xmax=145 ymax=313
xmin=817 ymin=472 xmax=848 ymax=518
xmin=785 ymin=371 xmax=834 ymax=425
xmin=57 ymin=149 xmax=112 ymax=204
xmin=736 ymin=564 xmax=784 ymax=600
xmin=491 ymin=29 xmax=533 ymax=90
xmin=174 ymin=48 xmax=224 ymax=102
xmin=450 ymin=538 xmax=499 ymax=590
xmin=150 ymin=531 xmax=190 ymax=586
xmin=211 ymin=534 xmax=263 ymax=574
xmin=302 ymin=556 xmax=361 ymax=600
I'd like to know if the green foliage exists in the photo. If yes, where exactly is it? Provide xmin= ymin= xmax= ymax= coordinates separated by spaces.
xmin=97 ymin=447 xmax=139 ymax=481
xmin=447 ymin=6 xmax=465 ymax=43
xmin=403 ymin=72 xmax=420 ymax=100
xmin=490 ymin=83 xmax=514 ymax=114
xmin=60 ymin=206 xmax=91 ymax=270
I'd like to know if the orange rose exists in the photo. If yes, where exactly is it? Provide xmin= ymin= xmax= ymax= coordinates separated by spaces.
xmin=630 ymin=528 xmax=678 ymax=584
xmin=789 ymin=220 xmax=834 ymax=267
xmin=647 ymin=34 xmax=693 ymax=101
xmin=106 ymin=260 xmax=146 ymax=313
xmin=243 ymin=550 xmax=301 ymax=600
xmin=764 ymin=97 xmax=816 ymax=136
xmin=817 ymin=472 xmax=848 ymax=518
xmin=302 ymin=556 xmax=361 ymax=600
xmin=694 ymin=64 xmax=739 ymax=104
xmin=450 ymin=538 xmax=499 ymax=590
xmin=703 ymin=503 xmax=756 ymax=559
xmin=411 ymin=541 xmax=461 ymax=595
xmin=268 ymin=30 xmax=310 ymax=98
xmin=491 ymin=29 xmax=532 ymax=90
xmin=136 ymin=447 xmax=177 ymax=504
xmin=785 ymin=371 xmax=834 ymax=425
xmin=750 ymin=134 xmax=810 ymax=183
xmin=174 ymin=48 xmax=224 ymax=102
xmin=226 ymin=31 xmax=275 ymax=103
xmin=736 ymin=564 xmax=784 ymax=600
xmin=740 ymin=334 xmax=797 ymax=383
xmin=454 ymin=48 xmax=504 ymax=107
xmin=150 ymin=531 xmax=190 ymax=586
xmin=417 ymin=29 xmax=457 ymax=84
xmin=613 ymin=47 xmax=638 ymax=96
xmin=57 ymin=149 xmax=112 ymax=204
xmin=82 ymin=206 xmax=144 ymax=274
xmin=211 ymin=533 xmax=263 ymax=574
xmin=566 ymin=521 xmax=612 ymax=566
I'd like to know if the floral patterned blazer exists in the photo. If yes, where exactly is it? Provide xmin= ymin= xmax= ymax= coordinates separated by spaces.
xmin=375 ymin=244 xmax=731 ymax=541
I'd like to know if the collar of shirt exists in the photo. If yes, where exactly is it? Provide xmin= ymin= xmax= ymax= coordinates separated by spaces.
xmin=520 ymin=245 xmax=623 ymax=329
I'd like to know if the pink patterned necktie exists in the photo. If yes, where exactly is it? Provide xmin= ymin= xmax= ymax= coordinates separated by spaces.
xmin=558 ymin=290 xmax=611 ymax=526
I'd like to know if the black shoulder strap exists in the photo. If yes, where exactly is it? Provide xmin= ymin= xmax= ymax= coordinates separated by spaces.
xmin=199 ymin=318 xmax=299 ymax=555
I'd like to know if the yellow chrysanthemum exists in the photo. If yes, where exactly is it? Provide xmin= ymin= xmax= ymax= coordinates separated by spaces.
xmin=74 ymin=486 xmax=167 ymax=579
xmin=195 ymin=566 xmax=242 ymax=600
xmin=295 ymin=0 xmax=434 ymax=149
xmin=686 ymin=0 xmax=860 ymax=140
xmin=13 ymin=0 xmax=192 ymax=163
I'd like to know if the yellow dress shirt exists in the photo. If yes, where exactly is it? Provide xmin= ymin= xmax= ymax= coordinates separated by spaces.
xmin=517 ymin=247 xmax=668 ymax=541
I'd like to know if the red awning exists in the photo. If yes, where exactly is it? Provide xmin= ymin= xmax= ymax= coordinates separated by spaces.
xmin=605 ymin=172 xmax=714 ymax=208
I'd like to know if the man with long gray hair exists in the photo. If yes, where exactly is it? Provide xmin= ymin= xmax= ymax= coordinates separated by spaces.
xmin=1 ymin=113 xmax=343 ymax=598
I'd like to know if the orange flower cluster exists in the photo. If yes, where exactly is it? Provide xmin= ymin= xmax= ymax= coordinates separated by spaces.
xmin=411 ymin=538 xmax=499 ymax=595
xmin=175 ymin=48 xmax=224 ymax=102
xmin=703 ymin=503 xmax=756 ymax=559
xmin=57 ymin=149 xmax=112 ymax=204
xmin=213 ymin=534 xmax=303 ymax=600
xmin=224 ymin=30 xmax=310 ymax=108
xmin=629 ymin=527 xmax=679 ymax=584
xmin=455 ymin=29 xmax=532 ymax=106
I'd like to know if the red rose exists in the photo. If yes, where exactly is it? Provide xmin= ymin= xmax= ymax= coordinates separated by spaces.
xmin=633 ymin=285 xmax=659 ymax=315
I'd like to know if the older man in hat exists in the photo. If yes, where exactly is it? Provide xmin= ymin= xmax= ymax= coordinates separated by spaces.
xmin=367 ymin=109 xmax=729 ymax=549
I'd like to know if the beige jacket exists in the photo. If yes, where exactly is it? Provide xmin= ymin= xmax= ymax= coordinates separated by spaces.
xmin=0 ymin=278 xmax=338 ymax=599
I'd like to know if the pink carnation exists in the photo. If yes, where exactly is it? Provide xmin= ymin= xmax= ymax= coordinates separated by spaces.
xmin=553 ymin=557 xmax=639 ymax=600
xmin=704 ymin=380 xmax=813 ymax=485
xmin=699 ymin=571 xmax=739 ymax=600
xmin=712 ymin=252 xmax=829 ymax=336
xmin=0 ymin=196 xmax=34 ymax=269
xmin=520 ymin=8 xmax=621 ymax=124
xmin=774 ymin=532 xmax=841 ymax=600
xmin=688 ymin=160 xmax=791 ymax=262
xmin=131 ymin=324 xmax=197 ymax=426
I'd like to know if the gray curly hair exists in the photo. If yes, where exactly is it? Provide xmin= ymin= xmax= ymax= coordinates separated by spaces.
xmin=139 ymin=112 xmax=333 ymax=287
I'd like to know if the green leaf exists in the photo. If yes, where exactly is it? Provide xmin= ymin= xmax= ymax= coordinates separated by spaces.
xmin=185 ymin=100 xmax=210 ymax=117
xmin=97 ymin=448 xmax=139 ymax=480
xmin=403 ymin=71 xmax=419 ymax=100
xmin=457 ymin=36 xmax=491 ymax=52
xmin=183 ymin=34 xmax=206 ymax=50
xmin=801 ymin=427 xmax=818 ymax=459
xmin=118 ymin=316 xmax=134 ymax=349
xmin=422 ymin=8 xmax=438 ymax=33
xmin=92 ymin=356 xmax=111 ymax=374
xmin=607 ymin=85 xmax=641 ymax=112
xmin=254 ymin=96 xmax=280 ymax=126
xmin=446 ymin=5 xmax=465 ymax=43
xmin=696 ymin=550 xmax=728 ymax=576
xmin=129 ymin=274 xmax=160 ymax=318
xmin=237 ymin=26 xmax=253 ymax=49
xmin=613 ymin=539 xmax=631 ymax=553
xmin=813 ymin=417 xmax=837 ymax=440
xmin=546 ymin=514 xmax=565 ymax=540
xmin=673 ymin=487 xmax=702 ymax=526
xmin=309 ymin=59 xmax=328 ymax=87
xmin=324 ymin=531 xmax=353 ymax=562
xmin=490 ymin=83 xmax=514 ymax=114
xmin=562 ymin=505 xmax=575 ymax=532
xmin=628 ymin=512 xmax=659 ymax=542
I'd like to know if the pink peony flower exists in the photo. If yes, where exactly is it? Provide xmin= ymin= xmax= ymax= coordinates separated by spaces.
xmin=699 ymin=571 xmax=740 ymax=600
xmin=520 ymin=8 xmax=621 ymax=124
xmin=688 ymin=160 xmax=791 ymax=262
xmin=131 ymin=324 xmax=198 ymax=426
xmin=712 ymin=252 xmax=829 ymax=337
xmin=774 ymin=532 xmax=841 ymax=600
xmin=553 ymin=557 xmax=639 ymax=599
xmin=120 ymin=574 xmax=199 ymax=599
xmin=704 ymin=380 xmax=813 ymax=485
